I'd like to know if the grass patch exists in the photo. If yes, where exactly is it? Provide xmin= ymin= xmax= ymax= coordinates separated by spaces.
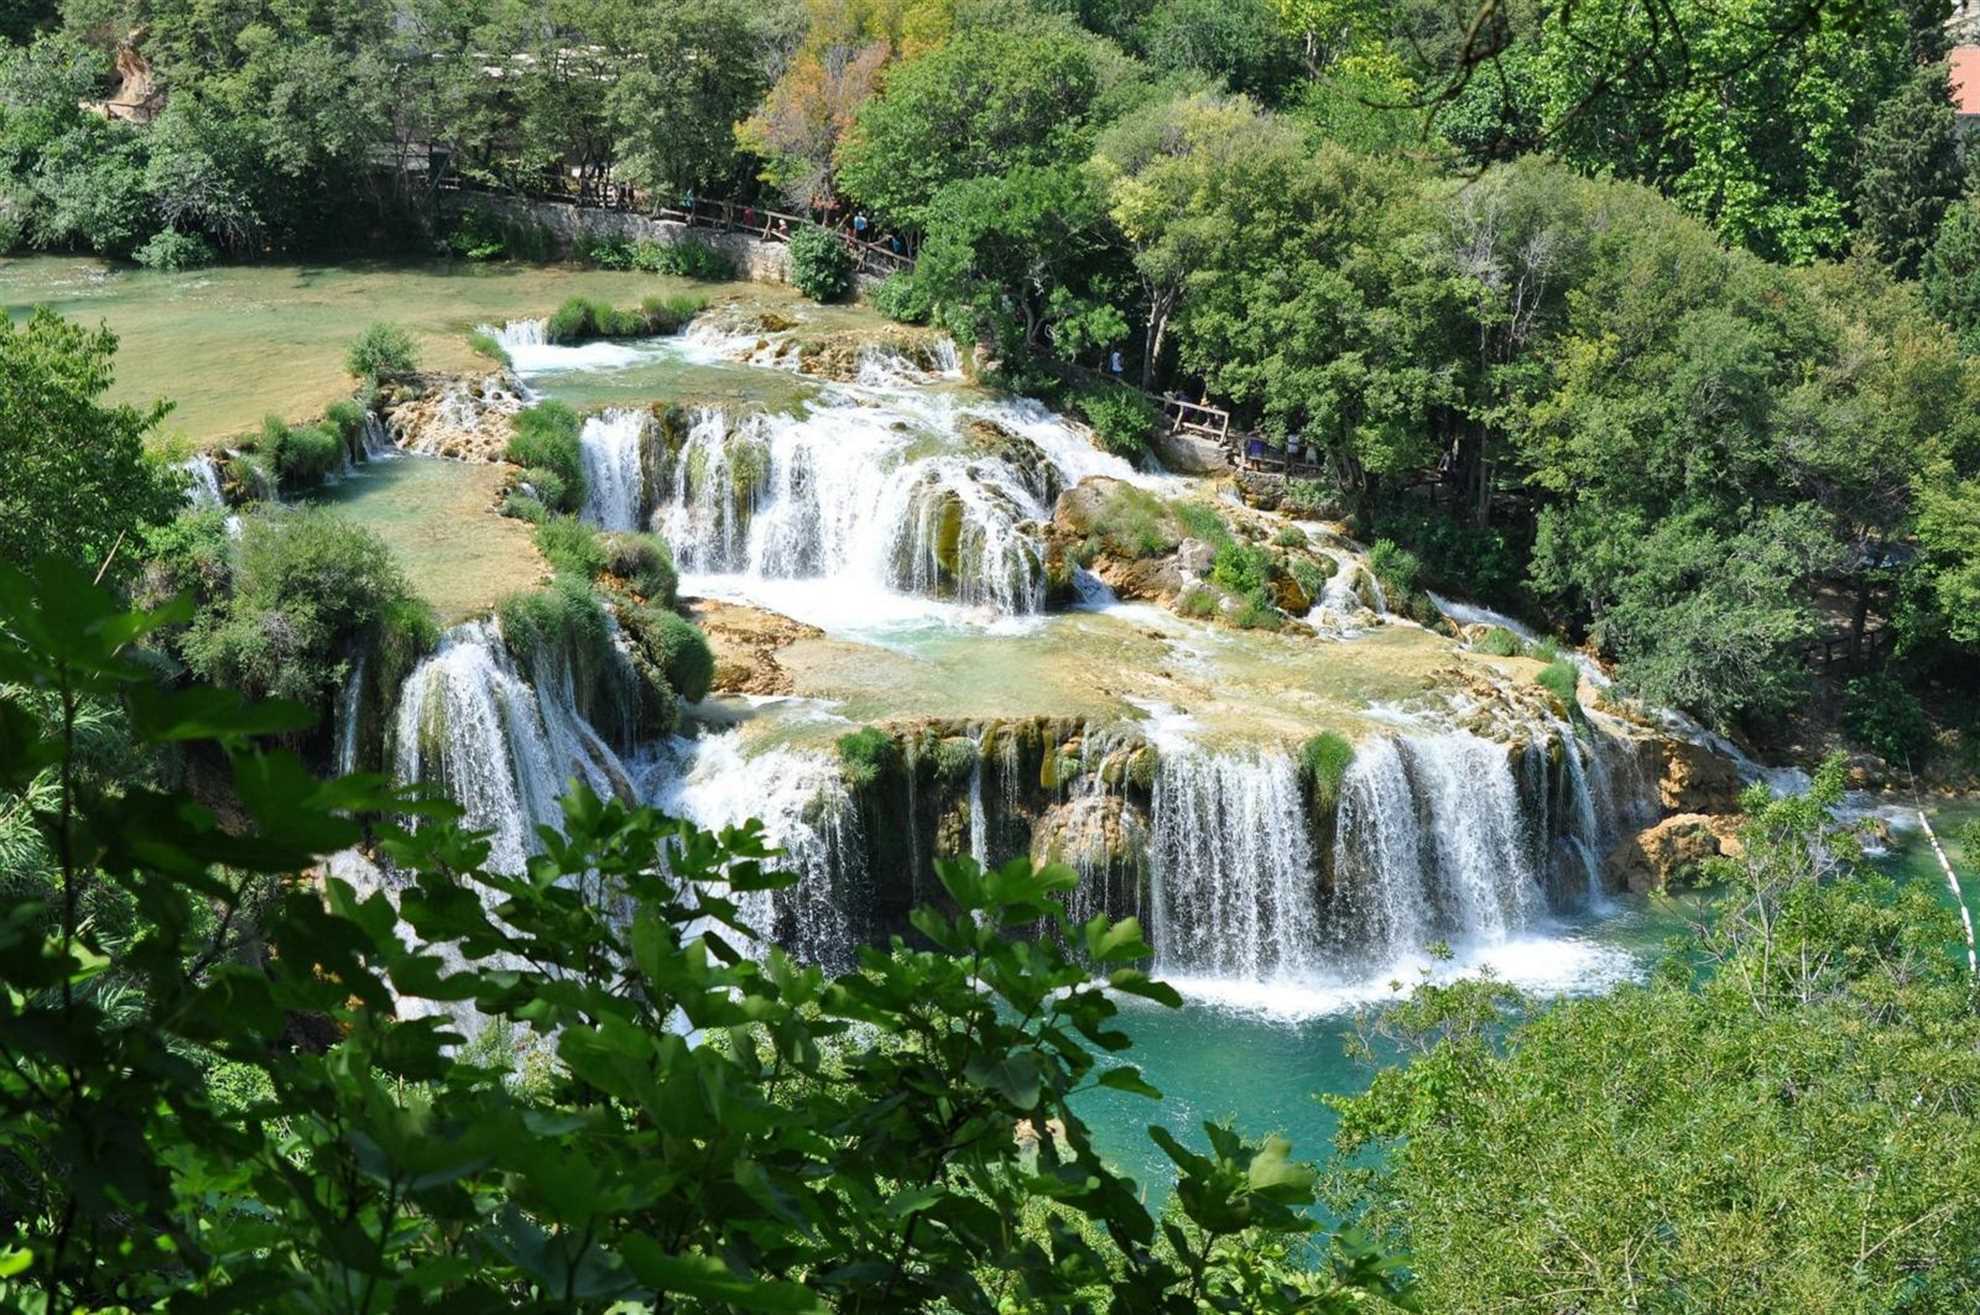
xmin=1536 ymin=658 xmax=1580 ymax=708
xmin=837 ymin=726 xmax=901 ymax=790
xmin=1233 ymin=586 xmax=1283 ymax=631
xmin=1212 ymin=542 xmax=1273 ymax=594
xmin=1476 ymin=626 xmax=1524 ymax=657
xmin=467 ymin=328 xmax=512 ymax=368
xmin=1174 ymin=502 xmax=1232 ymax=548
xmin=506 ymin=402 xmax=585 ymax=513
xmin=1367 ymin=538 xmax=1420 ymax=597
xmin=599 ymin=532 xmax=678 ymax=607
xmin=1273 ymin=525 xmax=1308 ymax=549
xmin=534 ymin=515 xmax=607 ymax=580
xmin=545 ymin=295 xmax=707 ymax=344
xmin=1299 ymin=732 xmax=1354 ymax=808
xmin=1289 ymin=556 xmax=1329 ymax=601
xmin=1091 ymin=485 xmax=1179 ymax=559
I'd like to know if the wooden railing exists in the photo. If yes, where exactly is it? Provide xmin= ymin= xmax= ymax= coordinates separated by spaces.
xmin=1804 ymin=627 xmax=1893 ymax=674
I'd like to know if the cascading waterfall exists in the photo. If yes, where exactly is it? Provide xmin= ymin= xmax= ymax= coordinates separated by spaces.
xmin=179 ymin=456 xmax=224 ymax=508
xmin=645 ymin=731 xmax=864 ymax=970
xmin=391 ymin=619 xmax=633 ymax=874
xmin=361 ymin=412 xmax=398 ymax=460
xmin=334 ymin=649 xmax=369 ymax=777
xmin=1329 ymin=732 xmax=1547 ymax=970
xmin=578 ymin=408 xmax=651 ymax=531
xmin=1148 ymin=749 xmax=1319 ymax=981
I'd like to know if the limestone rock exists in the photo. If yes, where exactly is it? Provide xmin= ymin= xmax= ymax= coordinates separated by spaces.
xmin=684 ymin=597 xmax=823 ymax=696
xmin=1657 ymin=740 xmax=1741 ymax=814
xmin=1153 ymin=428 xmax=1230 ymax=475
xmin=1603 ymin=814 xmax=1743 ymax=893
xmin=384 ymin=370 xmax=527 ymax=463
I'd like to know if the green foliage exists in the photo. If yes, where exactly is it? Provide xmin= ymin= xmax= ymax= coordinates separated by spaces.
xmin=1212 ymin=540 xmax=1272 ymax=594
xmin=534 ymin=514 xmax=608 ymax=580
xmin=0 ymin=308 xmax=179 ymax=577
xmin=466 ymin=327 xmax=512 ymax=368
xmin=1365 ymin=539 xmax=1419 ymax=598
xmin=497 ymin=574 xmax=610 ymax=673
xmin=260 ymin=414 xmax=343 ymax=492
xmin=1475 ymin=626 xmax=1523 ymax=658
xmin=1923 ymin=196 xmax=1980 ymax=352
xmin=1273 ymin=525 xmax=1307 ymax=548
xmin=1087 ymin=484 xmax=1179 ymax=558
xmin=1534 ymin=658 xmax=1579 ymax=708
xmin=1298 ymin=731 xmax=1353 ymax=808
xmin=546 ymin=295 xmax=702 ymax=343
xmin=323 ymin=399 xmax=365 ymax=445
xmin=868 ymin=271 xmax=931 ymax=324
xmin=1288 ymin=555 xmax=1329 ymax=600
xmin=1232 ymin=584 xmax=1282 ymax=630
xmin=513 ymin=468 xmax=565 ymax=514
xmin=132 ymin=228 xmax=217 ymax=271
xmin=178 ymin=507 xmax=431 ymax=707
xmin=1331 ymin=763 xmax=1980 ymax=1311
xmin=1173 ymin=501 xmax=1231 ymax=547
xmin=1177 ymin=584 xmax=1221 ymax=618
xmin=345 ymin=321 xmax=418 ymax=381
xmin=1074 ymin=383 xmax=1158 ymax=456
xmin=1854 ymin=66 xmax=1965 ymax=279
xmin=836 ymin=725 xmax=900 ymax=790
xmin=641 ymin=607 xmax=714 ymax=703
xmin=505 ymin=402 xmax=586 ymax=513
xmin=599 ymin=531 xmax=679 ymax=607
xmin=446 ymin=206 xmax=556 ymax=262
xmin=788 ymin=224 xmax=856 ymax=303
xmin=1841 ymin=670 xmax=1932 ymax=764
xmin=1280 ymin=478 xmax=1345 ymax=519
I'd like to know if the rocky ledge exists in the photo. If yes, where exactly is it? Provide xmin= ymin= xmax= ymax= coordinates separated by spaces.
xmin=684 ymin=597 xmax=824 ymax=696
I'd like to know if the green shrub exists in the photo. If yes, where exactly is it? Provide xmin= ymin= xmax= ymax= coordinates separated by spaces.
xmin=1074 ymin=384 xmax=1158 ymax=456
xmin=600 ymin=531 xmax=678 ymax=606
xmin=790 ymin=224 xmax=856 ymax=303
xmin=447 ymin=206 xmax=518 ymax=261
xmin=1177 ymin=584 xmax=1221 ymax=618
xmin=1367 ymin=538 xmax=1420 ymax=596
xmin=547 ymin=297 xmax=603 ymax=342
xmin=1281 ymin=477 xmax=1345 ymax=519
xmin=870 ymin=271 xmax=931 ymax=323
xmin=1274 ymin=525 xmax=1308 ymax=548
xmin=1091 ymin=485 xmax=1178 ymax=559
xmin=506 ymin=402 xmax=585 ymax=512
xmin=1842 ymin=671 xmax=1933 ymax=764
xmin=133 ymin=229 xmax=216 ymax=271
xmin=1289 ymin=556 xmax=1328 ymax=601
xmin=498 ymin=575 xmax=609 ymax=669
xmin=324 ymin=400 xmax=365 ymax=448
xmin=1233 ymin=585 xmax=1282 ymax=631
xmin=1299 ymin=731 xmax=1354 ymax=808
xmin=1476 ymin=626 xmax=1524 ymax=657
xmin=546 ymin=295 xmax=701 ymax=343
xmin=1174 ymin=502 xmax=1232 ymax=547
xmin=514 ymin=467 xmax=567 ymax=513
xmin=467 ymin=328 xmax=512 ymax=368
xmin=1535 ymin=658 xmax=1580 ymax=708
xmin=1212 ymin=541 xmax=1272 ymax=594
xmin=639 ymin=292 xmax=706 ymax=333
xmin=644 ymin=608 xmax=714 ymax=703
xmin=179 ymin=507 xmax=431 ymax=707
xmin=0 ymin=206 xmax=22 ymax=255
xmin=502 ymin=491 xmax=548 ymax=523
xmin=346 ymin=322 xmax=418 ymax=381
xmin=260 ymin=415 xmax=343 ymax=491
xmin=225 ymin=449 xmax=278 ymax=503
xmin=534 ymin=514 xmax=607 ymax=579
xmin=1527 ymin=635 xmax=1562 ymax=664
xmin=657 ymin=236 xmax=736 ymax=280
xmin=837 ymin=725 xmax=902 ymax=789
xmin=576 ymin=233 xmax=637 ymax=270
xmin=931 ymin=736 xmax=979 ymax=783
xmin=1369 ymin=505 xmax=1524 ymax=605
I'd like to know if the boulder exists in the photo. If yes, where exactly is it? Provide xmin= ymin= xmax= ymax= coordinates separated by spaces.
xmin=1603 ymin=814 xmax=1743 ymax=893
xmin=1176 ymin=537 xmax=1216 ymax=578
xmin=1657 ymin=739 xmax=1741 ymax=814
xmin=684 ymin=597 xmax=823 ymax=696
xmin=1153 ymin=428 xmax=1230 ymax=475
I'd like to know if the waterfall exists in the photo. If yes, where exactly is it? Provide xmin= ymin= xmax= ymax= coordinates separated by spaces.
xmin=392 ymin=620 xmax=632 ymax=874
xmin=578 ymin=408 xmax=650 ymax=531
xmin=1428 ymin=591 xmax=1611 ymax=688
xmin=360 ymin=412 xmax=398 ymax=460
xmin=646 ymin=731 xmax=864 ymax=970
xmin=1330 ymin=732 xmax=1548 ymax=969
xmin=967 ymin=735 xmax=990 ymax=869
xmin=179 ymin=456 xmax=224 ymax=508
xmin=1148 ymin=749 xmax=1319 ymax=981
xmin=334 ymin=649 xmax=368 ymax=777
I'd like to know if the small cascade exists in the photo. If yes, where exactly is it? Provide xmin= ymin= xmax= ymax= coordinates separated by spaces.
xmin=360 ymin=411 xmax=398 ymax=460
xmin=1329 ymin=732 xmax=1548 ymax=970
xmin=1148 ymin=749 xmax=1319 ymax=981
xmin=391 ymin=620 xmax=633 ymax=874
xmin=1428 ymin=591 xmax=1611 ymax=688
xmin=966 ymin=733 xmax=990 ymax=868
xmin=179 ymin=456 xmax=225 ymax=509
xmin=334 ymin=649 xmax=369 ymax=777
xmin=647 ymin=731 xmax=865 ymax=970
xmin=1304 ymin=547 xmax=1382 ymax=635
xmin=578 ymin=408 xmax=650 ymax=531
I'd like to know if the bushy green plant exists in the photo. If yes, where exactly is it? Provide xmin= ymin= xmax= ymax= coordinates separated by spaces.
xmin=869 ymin=270 xmax=931 ymax=323
xmin=466 ymin=327 xmax=512 ymax=368
xmin=1535 ymin=657 xmax=1580 ymax=707
xmin=1841 ymin=671 xmax=1933 ymax=764
xmin=1075 ymin=383 xmax=1158 ymax=456
xmin=1174 ymin=501 xmax=1232 ymax=547
xmin=498 ymin=574 xmax=609 ymax=669
xmin=1212 ymin=541 xmax=1272 ymax=594
xmin=837 ymin=724 xmax=901 ymax=789
xmin=638 ymin=292 xmax=706 ymax=332
xmin=1476 ymin=626 xmax=1524 ymax=657
xmin=1178 ymin=583 xmax=1222 ymax=618
xmin=1367 ymin=538 xmax=1420 ymax=597
xmin=224 ymin=449 xmax=278 ymax=503
xmin=1234 ymin=585 xmax=1282 ymax=630
xmin=345 ymin=321 xmax=418 ymax=380
xmin=1281 ymin=477 xmax=1344 ymax=518
xmin=653 ymin=235 xmax=736 ymax=279
xmin=1274 ymin=525 xmax=1308 ymax=548
xmin=501 ymin=490 xmax=548 ymax=523
xmin=1091 ymin=484 xmax=1179 ymax=559
xmin=259 ymin=414 xmax=343 ymax=491
xmin=534 ymin=513 xmax=607 ymax=579
xmin=1299 ymin=731 xmax=1354 ymax=808
xmin=178 ymin=507 xmax=431 ymax=707
xmin=789 ymin=223 xmax=856 ymax=302
xmin=323 ymin=399 xmax=365 ymax=449
xmin=546 ymin=295 xmax=701 ymax=343
xmin=643 ymin=607 xmax=714 ymax=703
xmin=505 ymin=402 xmax=585 ymax=512
xmin=1289 ymin=555 xmax=1329 ymax=600
xmin=1527 ymin=635 xmax=1562 ymax=663
xmin=514 ymin=466 xmax=567 ymax=513
xmin=132 ymin=228 xmax=216 ymax=271
xmin=599 ymin=531 xmax=678 ymax=606
xmin=447 ymin=206 xmax=515 ymax=260
xmin=576 ymin=232 xmax=637 ymax=269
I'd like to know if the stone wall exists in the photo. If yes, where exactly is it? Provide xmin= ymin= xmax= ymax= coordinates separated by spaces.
xmin=442 ymin=192 xmax=795 ymax=283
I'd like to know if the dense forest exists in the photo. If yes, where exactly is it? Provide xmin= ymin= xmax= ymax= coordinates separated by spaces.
xmin=8 ymin=0 xmax=1980 ymax=1310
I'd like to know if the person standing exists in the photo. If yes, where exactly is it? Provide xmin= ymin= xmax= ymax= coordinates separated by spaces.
xmin=853 ymin=212 xmax=869 ymax=241
xmin=1109 ymin=348 xmax=1123 ymax=378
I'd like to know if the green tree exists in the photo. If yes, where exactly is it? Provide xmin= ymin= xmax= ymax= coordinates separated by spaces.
xmin=1133 ymin=0 xmax=1302 ymax=104
xmin=1853 ymin=64 xmax=1965 ymax=279
xmin=836 ymin=22 xmax=1105 ymax=224
xmin=1922 ymin=195 xmax=1980 ymax=352
xmin=0 ymin=308 xmax=177 ymax=576
xmin=596 ymin=0 xmax=774 ymax=197
xmin=1330 ymin=761 xmax=1980 ymax=1311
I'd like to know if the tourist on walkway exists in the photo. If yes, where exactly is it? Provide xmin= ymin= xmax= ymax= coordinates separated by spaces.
xmin=853 ymin=212 xmax=869 ymax=240
xmin=1109 ymin=349 xmax=1124 ymax=377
